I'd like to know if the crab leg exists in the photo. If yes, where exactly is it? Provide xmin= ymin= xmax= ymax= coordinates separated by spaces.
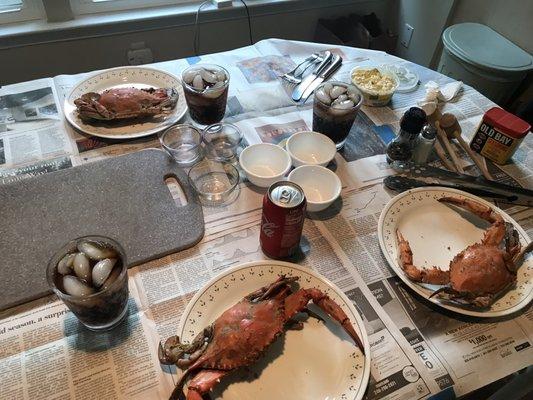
xmin=284 ymin=288 xmax=365 ymax=354
xmin=438 ymin=197 xmax=505 ymax=245
xmin=245 ymin=276 xmax=298 ymax=301
xmin=510 ymin=241 xmax=533 ymax=272
xmin=396 ymin=231 xmax=450 ymax=285
xmin=169 ymin=369 xmax=228 ymax=400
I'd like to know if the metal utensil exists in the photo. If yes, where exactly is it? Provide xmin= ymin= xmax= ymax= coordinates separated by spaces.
xmin=281 ymin=52 xmax=322 ymax=84
xmin=291 ymin=51 xmax=332 ymax=102
xmin=300 ymin=54 xmax=343 ymax=103
xmin=384 ymin=166 xmax=533 ymax=206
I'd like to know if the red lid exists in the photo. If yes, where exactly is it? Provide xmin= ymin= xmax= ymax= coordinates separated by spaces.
xmin=483 ymin=107 xmax=531 ymax=138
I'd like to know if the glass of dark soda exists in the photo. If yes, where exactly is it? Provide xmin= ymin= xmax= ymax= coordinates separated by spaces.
xmin=46 ymin=236 xmax=129 ymax=331
xmin=181 ymin=64 xmax=230 ymax=125
xmin=312 ymin=81 xmax=363 ymax=149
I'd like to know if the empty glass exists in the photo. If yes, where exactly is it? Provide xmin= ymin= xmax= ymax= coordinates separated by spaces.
xmin=160 ymin=124 xmax=203 ymax=166
xmin=188 ymin=161 xmax=239 ymax=205
xmin=202 ymin=122 xmax=243 ymax=161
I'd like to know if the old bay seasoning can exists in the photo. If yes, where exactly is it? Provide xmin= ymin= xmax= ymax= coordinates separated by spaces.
xmin=470 ymin=107 xmax=530 ymax=165
xmin=260 ymin=181 xmax=306 ymax=259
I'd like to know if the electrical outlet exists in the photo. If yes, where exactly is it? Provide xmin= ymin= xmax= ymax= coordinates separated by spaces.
xmin=127 ymin=41 xmax=154 ymax=65
xmin=400 ymin=23 xmax=414 ymax=48
xmin=211 ymin=0 xmax=233 ymax=8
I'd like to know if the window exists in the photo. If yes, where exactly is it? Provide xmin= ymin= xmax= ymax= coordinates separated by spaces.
xmin=71 ymin=0 xmax=196 ymax=15
xmin=0 ymin=0 xmax=43 ymax=23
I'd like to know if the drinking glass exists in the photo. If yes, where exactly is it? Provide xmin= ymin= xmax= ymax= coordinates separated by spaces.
xmin=46 ymin=236 xmax=129 ymax=331
xmin=312 ymin=81 xmax=363 ymax=149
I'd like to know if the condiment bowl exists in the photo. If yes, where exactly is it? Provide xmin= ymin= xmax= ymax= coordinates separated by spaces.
xmin=239 ymin=143 xmax=292 ymax=188
xmin=288 ymin=165 xmax=341 ymax=212
xmin=286 ymin=131 xmax=337 ymax=167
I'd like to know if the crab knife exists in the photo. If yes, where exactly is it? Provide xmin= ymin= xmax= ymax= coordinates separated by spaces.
xmin=291 ymin=51 xmax=332 ymax=102
xmin=300 ymin=54 xmax=343 ymax=103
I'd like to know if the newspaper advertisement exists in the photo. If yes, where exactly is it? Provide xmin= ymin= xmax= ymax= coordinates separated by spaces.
xmin=315 ymin=184 xmax=533 ymax=396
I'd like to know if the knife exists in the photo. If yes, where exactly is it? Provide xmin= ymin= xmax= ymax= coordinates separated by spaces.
xmin=384 ymin=166 xmax=533 ymax=207
xmin=300 ymin=54 xmax=343 ymax=103
xmin=291 ymin=51 xmax=332 ymax=102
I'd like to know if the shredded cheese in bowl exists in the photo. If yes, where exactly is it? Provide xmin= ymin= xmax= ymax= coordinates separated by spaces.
xmin=350 ymin=67 xmax=398 ymax=106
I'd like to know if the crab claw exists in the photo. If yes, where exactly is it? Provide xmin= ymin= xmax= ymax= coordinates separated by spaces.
xmin=396 ymin=230 xmax=449 ymax=285
xmin=438 ymin=197 xmax=505 ymax=245
xmin=429 ymin=283 xmax=515 ymax=309
xmin=284 ymin=288 xmax=365 ymax=354
xmin=170 ymin=370 xmax=228 ymax=400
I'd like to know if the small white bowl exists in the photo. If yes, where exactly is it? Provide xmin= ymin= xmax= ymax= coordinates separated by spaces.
xmin=285 ymin=131 xmax=336 ymax=167
xmin=288 ymin=165 xmax=341 ymax=212
xmin=239 ymin=143 xmax=292 ymax=188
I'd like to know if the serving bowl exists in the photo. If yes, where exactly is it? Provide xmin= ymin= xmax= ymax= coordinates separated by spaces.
xmin=350 ymin=66 xmax=399 ymax=107
xmin=285 ymin=131 xmax=337 ymax=167
xmin=239 ymin=143 xmax=292 ymax=188
xmin=288 ymin=165 xmax=341 ymax=212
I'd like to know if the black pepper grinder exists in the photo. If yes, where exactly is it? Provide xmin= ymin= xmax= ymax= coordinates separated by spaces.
xmin=386 ymin=107 xmax=427 ymax=169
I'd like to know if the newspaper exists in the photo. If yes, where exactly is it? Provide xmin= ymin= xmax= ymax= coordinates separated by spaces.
xmin=1 ymin=38 xmax=532 ymax=399
xmin=0 ymin=216 xmax=438 ymax=400
xmin=0 ymin=79 xmax=74 ymax=167
xmin=314 ymin=184 xmax=533 ymax=396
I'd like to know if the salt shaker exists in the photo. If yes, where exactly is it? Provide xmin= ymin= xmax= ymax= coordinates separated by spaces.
xmin=413 ymin=124 xmax=437 ymax=164
xmin=386 ymin=107 xmax=427 ymax=169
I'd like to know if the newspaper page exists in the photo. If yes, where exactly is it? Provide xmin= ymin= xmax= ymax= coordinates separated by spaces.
xmin=0 ymin=79 xmax=74 ymax=168
xmin=0 ymin=277 xmax=174 ymax=400
xmin=132 ymin=219 xmax=439 ymax=399
xmin=315 ymin=184 xmax=533 ymax=396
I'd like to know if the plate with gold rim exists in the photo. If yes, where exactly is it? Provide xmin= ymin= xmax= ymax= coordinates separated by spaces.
xmin=378 ymin=187 xmax=533 ymax=318
xmin=64 ymin=66 xmax=187 ymax=139
xmin=173 ymin=260 xmax=370 ymax=400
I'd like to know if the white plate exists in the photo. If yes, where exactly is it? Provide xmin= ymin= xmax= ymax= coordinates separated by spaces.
xmin=378 ymin=187 xmax=533 ymax=318
xmin=178 ymin=260 xmax=370 ymax=400
xmin=64 ymin=66 xmax=187 ymax=139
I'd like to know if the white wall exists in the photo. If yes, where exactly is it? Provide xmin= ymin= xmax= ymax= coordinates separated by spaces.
xmin=0 ymin=0 xmax=394 ymax=84
xmin=394 ymin=0 xmax=455 ymax=67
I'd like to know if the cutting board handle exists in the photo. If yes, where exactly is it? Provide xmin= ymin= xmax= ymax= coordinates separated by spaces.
xmin=160 ymin=155 xmax=201 ymax=209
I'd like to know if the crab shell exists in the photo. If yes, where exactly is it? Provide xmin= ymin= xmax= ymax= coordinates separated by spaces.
xmin=448 ymin=243 xmax=515 ymax=296
xmin=74 ymin=87 xmax=179 ymax=121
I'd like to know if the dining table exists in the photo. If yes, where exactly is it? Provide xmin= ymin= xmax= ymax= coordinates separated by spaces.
xmin=0 ymin=38 xmax=532 ymax=400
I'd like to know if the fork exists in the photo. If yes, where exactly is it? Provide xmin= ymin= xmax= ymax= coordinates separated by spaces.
xmin=280 ymin=52 xmax=322 ymax=84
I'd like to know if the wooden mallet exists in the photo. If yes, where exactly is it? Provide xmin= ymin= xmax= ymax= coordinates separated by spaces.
xmin=425 ymin=109 xmax=457 ymax=171
xmin=435 ymin=120 xmax=464 ymax=173
xmin=439 ymin=113 xmax=492 ymax=180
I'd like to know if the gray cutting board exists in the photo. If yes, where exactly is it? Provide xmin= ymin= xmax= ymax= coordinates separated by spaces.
xmin=0 ymin=148 xmax=204 ymax=311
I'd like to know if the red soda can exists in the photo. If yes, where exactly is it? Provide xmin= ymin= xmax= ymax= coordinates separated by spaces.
xmin=260 ymin=181 xmax=306 ymax=259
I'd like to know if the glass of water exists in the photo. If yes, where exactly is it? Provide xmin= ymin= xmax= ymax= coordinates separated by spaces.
xmin=160 ymin=124 xmax=204 ymax=166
